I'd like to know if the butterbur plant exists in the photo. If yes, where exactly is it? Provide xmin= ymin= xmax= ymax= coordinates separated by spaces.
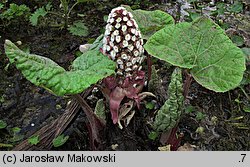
xmin=101 ymin=6 xmax=147 ymax=126
xmin=3 ymin=5 xmax=246 ymax=150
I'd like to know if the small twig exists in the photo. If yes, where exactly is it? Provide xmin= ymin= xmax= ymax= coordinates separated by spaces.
xmin=73 ymin=94 xmax=105 ymax=150
xmin=12 ymin=88 xmax=92 ymax=151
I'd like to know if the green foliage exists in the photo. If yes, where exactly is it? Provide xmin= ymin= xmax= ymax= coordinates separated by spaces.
xmin=227 ymin=1 xmax=243 ymax=13
xmin=123 ymin=5 xmax=174 ymax=39
xmin=68 ymin=21 xmax=89 ymax=37
xmin=0 ymin=3 xmax=3 ymax=10
xmin=30 ymin=5 xmax=50 ymax=26
xmin=148 ymin=131 xmax=159 ymax=140
xmin=4 ymin=40 xmax=115 ymax=96
xmin=52 ymin=134 xmax=69 ymax=147
xmin=195 ymin=112 xmax=205 ymax=121
xmin=153 ymin=68 xmax=184 ymax=132
xmin=145 ymin=17 xmax=246 ymax=92
xmin=145 ymin=102 xmax=155 ymax=110
xmin=28 ymin=135 xmax=40 ymax=145
xmin=231 ymin=35 xmax=244 ymax=47
xmin=0 ymin=120 xmax=7 ymax=129
xmin=0 ymin=3 xmax=30 ymax=21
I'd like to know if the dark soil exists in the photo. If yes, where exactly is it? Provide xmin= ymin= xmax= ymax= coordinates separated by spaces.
xmin=0 ymin=0 xmax=249 ymax=151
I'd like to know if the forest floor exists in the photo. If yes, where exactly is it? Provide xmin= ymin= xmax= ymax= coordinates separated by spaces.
xmin=0 ymin=0 xmax=249 ymax=151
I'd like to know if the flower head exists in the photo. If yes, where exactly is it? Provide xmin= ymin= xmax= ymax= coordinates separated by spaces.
xmin=102 ymin=6 xmax=145 ymax=78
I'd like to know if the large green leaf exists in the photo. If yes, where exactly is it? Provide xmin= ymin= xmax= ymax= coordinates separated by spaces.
xmin=4 ymin=40 xmax=115 ymax=96
xmin=122 ymin=5 xmax=174 ymax=39
xmin=145 ymin=17 xmax=246 ymax=92
xmin=153 ymin=67 xmax=183 ymax=132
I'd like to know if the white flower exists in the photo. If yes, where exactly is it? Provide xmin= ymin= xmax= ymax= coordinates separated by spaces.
xmin=127 ymin=21 xmax=133 ymax=27
xmin=115 ymin=23 xmax=121 ymax=29
xmin=108 ymin=25 xmax=113 ymax=31
xmin=131 ymin=28 xmax=136 ymax=34
xmin=117 ymin=59 xmax=123 ymax=64
xmin=102 ymin=44 xmax=107 ymax=52
xmin=132 ymin=65 xmax=138 ymax=70
xmin=125 ymin=34 xmax=131 ymax=41
xmin=106 ymin=45 xmax=111 ymax=51
xmin=122 ymin=25 xmax=127 ymax=32
xmin=139 ymin=45 xmax=144 ymax=53
xmin=123 ymin=40 xmax=128 ymax=47
xmin=115 ymin=36 xmax=121 ymax=43
xmin=111 ymin=35 xmax=115 ymax=42
xmin=126 ymin=62 xmax=132 ymax=66
xmin=138 ymin=31 xmax=141 ymax=37
xmin=131 ymin=36 xmax=136 ymax=42
xmin=116 ymin=17 xmax=122 ymax=22
xmin=122 ymin=10 xmax=128 ymax=15
xmin=109 ymin=41 xmax=114 ymax=47
xmin=125 ymin=68 xmax=132 ymax=72
xmin=110 ymin=50 xmax=116 ymax=60
xmin=135 ymin=30 xmax=139 ymax=36
xmin=114 ymin=46 xmax=119 ymax=52
xmin=109 ymin=18 xmax=114 ymax=23
xmin=119 ymin=64 xmax=124 ymax=69
xmin=123 ymin=17 xmax=128 ymax=22
xmin=112 ymin=13 xmax=117 ymax=17
xmin=105 ymin=29 xmax=110 ymax=36
xmin=138 ymin=66 xmax=142 ymax=71
xmin=117 ymin=71 xmax=123 ymax=75
xmin=103 ymin=37 xmax=107 ymax=44
xmin=128 ymin=12 xmax=133 ymax=18
xmin=136 ymin=41 xmax=140 ymax=49
xmin=134 ymin=50 xmax=139 ymax=57
xmin=113 ymin=30 xmax=119 ymax=36
xmin=132 ymin=58 xmax=137 ymax=64
xmin=128 ymin=45 xmax=134 ymax=51
xmin=139 ymin=57 xmax=144 ymax=64
xmin=121 ymin=53 xmax=128 ymax=60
